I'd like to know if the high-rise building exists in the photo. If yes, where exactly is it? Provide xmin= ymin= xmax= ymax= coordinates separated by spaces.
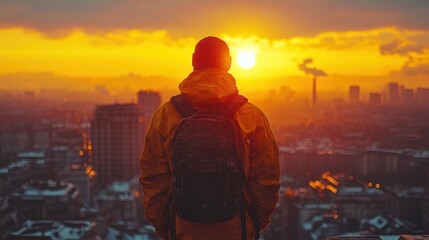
xmin=91 ymin=104 xmax=140 ymax=185
xmin=50 ymin=129 xmax=85 ymax=170
xmin=137 ymin=90 xmax=161 ymax=121
xmin=416 ymin=88 xmax=429 ymax=108
xmin=401 ymin=88 xmax=414 ymax=107
xmin=137 ymin=91 xmax=161 ymax=151
xmin=387 ymin=82 xmax=400 ymax=106
xmin=348 ymin=85 xmax=360 ymax=104
xmin=369 ymin=92 xmax=381 ymax=106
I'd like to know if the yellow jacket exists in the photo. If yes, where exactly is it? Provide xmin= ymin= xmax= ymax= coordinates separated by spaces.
xmin=140 ymin=68 xmax=280 ymax=240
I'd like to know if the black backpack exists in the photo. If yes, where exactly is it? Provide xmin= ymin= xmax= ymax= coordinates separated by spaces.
xmin=170 ymin=93 xmax=248 ymax=224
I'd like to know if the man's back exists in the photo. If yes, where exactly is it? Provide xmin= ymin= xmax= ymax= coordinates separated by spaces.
xmin=139 ymin=37 xmax=280 ymax=240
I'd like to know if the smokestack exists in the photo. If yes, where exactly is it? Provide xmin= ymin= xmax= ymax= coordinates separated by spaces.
xmin=298 ymin=58 xmax=327 ymax=111
xmin=313 ymin=77 xmax=317 ymax=108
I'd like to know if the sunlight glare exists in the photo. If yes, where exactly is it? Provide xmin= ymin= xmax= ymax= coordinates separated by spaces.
xmin=237 ymin=50 xmax=256 ymax=69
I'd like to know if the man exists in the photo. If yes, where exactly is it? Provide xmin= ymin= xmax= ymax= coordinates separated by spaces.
xmin=140 ymin=36 xmax=280 ymax=240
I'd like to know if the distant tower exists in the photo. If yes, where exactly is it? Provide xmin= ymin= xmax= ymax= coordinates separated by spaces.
xmin=91 ymin=104 xmax=140 ymax=185
xmin=369 ymin=92 xmax=382 ymax=106
xmin=137 ymin=91 xmax=162 ymax=121
xmin=313 ymin=77 xmax=317 ymax=109
xmin=387 ymin=82 xmax=400 ymax=106
xmin=298 ymin=58 xmax=326 ymax=111
xmin=349 ymin=85 xmax=360 ymax=104
xmin=401 ymin=88 xmax=414 ymax=107
xmin=415 ymin=88 xmax=429 ymax=108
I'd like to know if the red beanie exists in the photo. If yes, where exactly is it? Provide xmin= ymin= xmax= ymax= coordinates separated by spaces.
xmin=192 ymin=36 xmax=231 ymax=71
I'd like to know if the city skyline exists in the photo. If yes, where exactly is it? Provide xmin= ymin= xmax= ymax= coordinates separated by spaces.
xmin=1 ymin=87 xmax=429 ymax=239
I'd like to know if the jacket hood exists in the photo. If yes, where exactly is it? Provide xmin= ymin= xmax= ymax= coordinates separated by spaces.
xmin=179 ymin=68 xmax=238 ymax=105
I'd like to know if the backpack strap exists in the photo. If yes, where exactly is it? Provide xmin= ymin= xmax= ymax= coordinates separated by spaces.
xmin=170 ymin=94 xmax=195 ymax=118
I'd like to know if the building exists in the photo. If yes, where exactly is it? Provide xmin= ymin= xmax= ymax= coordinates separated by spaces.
xmin=58 ymin=163 xmax=97 ymax=203
xmin=0 ymin=151 xmax=51 ymax=186
xmin=401 ymin=88 xmax=414 ymax=107
xmin=369 ymin=92 xmax=382 ymax=106
xmin=360 ymin=149 xmax=427 ymax=185
xmin=284 ymin=186 xmax=335 ymax=240
xmin=17 ymin=151 xmax=46 ymax=162
xmin=91 ymin=104 xmax=140 ymax=185
xmin=0 ymin=159 xmax=50 ymax=185
xmin=300 ymin=211 xmax=350 ymax=240
xmin=385 ymin=185 xmax=424 ymax=226
xmin=385 ymin=127 xmax=423 ymax=149
xmin=94 ymin=181 xmax=142 ymax=222
xmin=424 ymin=173 xmax=429 ymax=232
xmin=335 ymin=215 xmax=420 ymax=239
xmin=10 ymin=180 xmax=81 ymax=221
xmin=415 ymin=88 xmax=429 ymax=108
xmin=51 ymin=129 xmax=85 ymax=170
xmin=32 ymin=126 xmax=51 ymax=151
xmin=348 ymin=86 xmax=360 ymax=104
xmin=387 ymin=82 xmax=400 ymax=106
xmin=104 ymin=222 xmax=157 ymax=240
xmin=137 ymin=90 xmax=161 ymax=122
xmin=334 ymin=186 xmax=385 ymax=220
xmin=137 ymin=90 xmax=161 ymax=151
xmin=9 ymin=220 xmax=97 ymax=240
xmin=361 ymin=150 xmax=403 ymax=181
xmin=51 ymin=145 xmax=79 ymax=171
xmin=360 ymin=214 xmax=418 ymax=235
xmin=0 ymin=129 xmax=29 ymax=160
xmin=0 ymin=196 xmax=18 ymax=239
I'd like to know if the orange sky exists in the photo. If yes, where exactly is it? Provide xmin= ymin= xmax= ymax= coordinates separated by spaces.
xmin=0 ymin=1 xmax=428 ymax=96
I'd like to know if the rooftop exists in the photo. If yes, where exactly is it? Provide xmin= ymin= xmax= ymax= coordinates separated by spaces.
xmin=9 ymin=220 xmax=96 ymax=239
xmin=337 ymin=186 xmax=384 ymax=196
xmin=12 ymin=180 xmax=79 ymax=198
xmin=329 ymin=236 xmax=429 ymax=240
xmin=17 ymin=151 xmax=45 ymax=159
xmin=385 ymin=186 xmax=425 ymax=198
xmin=96 ymin=181 xmax=137 ymax=201
xmin=105 ymin=222 xmax=157 ymax=240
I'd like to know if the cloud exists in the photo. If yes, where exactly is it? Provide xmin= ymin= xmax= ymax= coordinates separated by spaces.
xmin=299 ymin=58 xmax=328 ymax=77
xmin=401 ymin=56 xmax=429 ymax=76
xmin=287 ymin=28 xmax=398 ymax=50
xmin=378 ymin=38 xmax=429 ymax=76
xmin=0 ymin=0 xmax=429 ymax=37
xmin=402 ymin=63 xmax=429 ymax=75
xmin=380 ymin=39 xmax=425 ymax=56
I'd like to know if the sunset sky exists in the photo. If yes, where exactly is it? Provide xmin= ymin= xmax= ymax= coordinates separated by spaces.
xmin=1 ymin=0 xmax=428 ymax=97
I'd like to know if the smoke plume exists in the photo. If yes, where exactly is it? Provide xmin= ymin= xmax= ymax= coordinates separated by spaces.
xmin=299 ymin=58 xmax=327 ymax=77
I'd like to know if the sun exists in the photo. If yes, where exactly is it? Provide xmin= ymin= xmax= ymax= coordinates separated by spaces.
xmin=237 ymin=50 xmax=256 ymax=69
